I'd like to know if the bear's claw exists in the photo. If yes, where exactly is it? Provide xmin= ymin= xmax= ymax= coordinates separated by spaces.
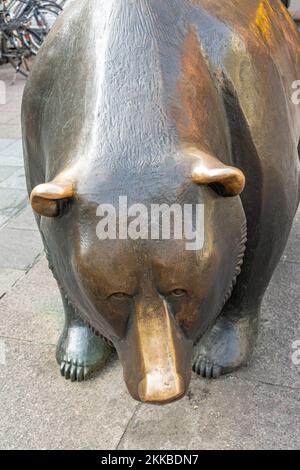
xmin=56 ymin=323 xmax=113 ymax=382
xmin=192 ymin=355 xmax=222 ymax=379
xmin=60 ymin=357 xmax=91 ymax=382
xmin=192 ymin=313 xmax=258 ymax=379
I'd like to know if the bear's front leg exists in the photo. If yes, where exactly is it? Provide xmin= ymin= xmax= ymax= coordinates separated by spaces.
xmin=192 ymin=305 xmax=260 ymax=379
xmin=56 ymin=294 xmax=113 ymax=382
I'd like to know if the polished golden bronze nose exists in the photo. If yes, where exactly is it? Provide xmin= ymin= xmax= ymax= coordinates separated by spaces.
xmin=133 ymin=299 xmax=192 ymax=404
xmin=138 ymin=371 xmax=186 ymax=404
xmin=117 ymin=298 xmax=193 ymax=404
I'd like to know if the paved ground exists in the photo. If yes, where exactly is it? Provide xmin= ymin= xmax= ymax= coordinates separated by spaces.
xmin=0 ymin=64 xmax=299 ymax=450
xmin=0 ymin=66 xmax=43 ymax=300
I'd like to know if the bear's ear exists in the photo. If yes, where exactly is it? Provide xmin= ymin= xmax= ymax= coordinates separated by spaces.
xmin=30 ymin=178 xmax=75 ymax=217
xmin=189 ymin=147 xmax=245 ymax=197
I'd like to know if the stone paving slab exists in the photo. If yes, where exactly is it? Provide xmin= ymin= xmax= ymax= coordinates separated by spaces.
xmin=0 ymin=228 xmax=43 ymax=270
xmin=0 ymin=257 xmax=63 ymax=345
xmin=0 ymin=125 xmax=21 ymax=140
xmin=6 ymin=205 xmax=38 ymax=231
xmin=0 ymin=68 xmax=40 ymax=302
xmin=0 ymin=114 xmax=15 ymax=125
xmin=1 ymin=139 xmax=23 ymax=157
xmin=284 ymin=210 xmax=300 ymax=263
xmin=118 ymin=378 xmax=299 ymax=450
xmin=0 ymin=167 xmax=26 ymax=190
xmin=0 ymin=213 xmax=9 ymax=228
xmin=0 ymin=166 xmax=18 ymax=184
xmin=0 ymin=340 xmax=137 ymax=450
xmin=0 ymin=139 xmax=16 ymax=152
xmin=7 ymin=116 xmax=21 ymax=126
xmin=0 ymin=268 xmax=25 ymax=299
xmin=0 ymin=155 xmax=24 ymax=167
xmin=0 ymin=188 xmax=28 ymax=226
xmin=241 ymin=260 xmax=300 ymax=389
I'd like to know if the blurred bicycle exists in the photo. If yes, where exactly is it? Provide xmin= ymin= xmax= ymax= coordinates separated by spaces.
xmin=0 ymin=0 xmax=62 ymax=80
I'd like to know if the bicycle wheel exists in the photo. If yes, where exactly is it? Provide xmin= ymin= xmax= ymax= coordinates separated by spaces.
xmin=19 ymin=25 xmax=44 ymax=56
xmin=22 ymin=4 xmax=61 ymax=52
xmin=27 ymin=3 xmax=61 ymax=34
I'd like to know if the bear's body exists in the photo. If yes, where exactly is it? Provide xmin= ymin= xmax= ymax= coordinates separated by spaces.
xmin=22 ymin=0 xmax=300 ymax=403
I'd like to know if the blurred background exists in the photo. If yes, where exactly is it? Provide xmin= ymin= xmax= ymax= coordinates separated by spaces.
xmin=0 ymin=0 xmax=67 ymax=80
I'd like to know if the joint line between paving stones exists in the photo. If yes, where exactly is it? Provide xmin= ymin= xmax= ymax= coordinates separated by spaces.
xmin=230 ymin=375 xmax=300 ymax=392
xmin=2 ymin=227 xmax=38 ymax=232
xmin=281 ymin=259 xmax=300 ymax=266
xmin=257 ymin=379 xmax=300 ymax=393
xmin=116 ymin=403 xmax=142 ymax=450
xmin=0 ymin=271 xmax=27 ymax=300
xmin=0 ymin=334 xmax=56 ymax=347
xmin=0 ymin=252 xmax=43 ymax=299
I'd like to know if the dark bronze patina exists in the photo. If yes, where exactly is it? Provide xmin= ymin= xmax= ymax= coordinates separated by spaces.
xmin=22 ymin=0 xmax=300 ymax=404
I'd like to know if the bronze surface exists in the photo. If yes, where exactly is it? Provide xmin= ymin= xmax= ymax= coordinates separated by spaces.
xmin=22 ymin=1 xmax=300 ymax=404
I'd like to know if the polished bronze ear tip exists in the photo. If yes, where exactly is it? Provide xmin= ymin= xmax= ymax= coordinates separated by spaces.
xmin=30 ymin=194 xmax=60 ymax=218
xmin=192 ymin=167 xmax=245 ymax=197
xmin=186 ymin=146 xmax=246 ymax=197
xmin=30 ymin=175 xmax=75 ymax=217
xmin=31 ymin=181 xmax=74 ymax=200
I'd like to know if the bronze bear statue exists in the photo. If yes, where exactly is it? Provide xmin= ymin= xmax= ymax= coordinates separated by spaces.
xmin=22 ymin=0 xmax=300 ymax=404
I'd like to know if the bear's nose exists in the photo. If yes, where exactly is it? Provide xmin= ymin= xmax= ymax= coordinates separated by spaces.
xmin=116 ymin=298 xmax=193 ymax=404
xmin=138 ymin=371 xmax=186 ymax=404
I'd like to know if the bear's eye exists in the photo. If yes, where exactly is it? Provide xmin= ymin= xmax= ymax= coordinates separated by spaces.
xmin=170 ymin=289 xmax=187 ymax=297
xmin=110 ymin=292 xmax=132 ymax=300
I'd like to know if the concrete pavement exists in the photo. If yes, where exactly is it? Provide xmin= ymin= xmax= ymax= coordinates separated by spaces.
xmin=0 ymin=64 xmax=299 ymax=450
xmin=0 ymin=67 xmax=43 ymax=300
